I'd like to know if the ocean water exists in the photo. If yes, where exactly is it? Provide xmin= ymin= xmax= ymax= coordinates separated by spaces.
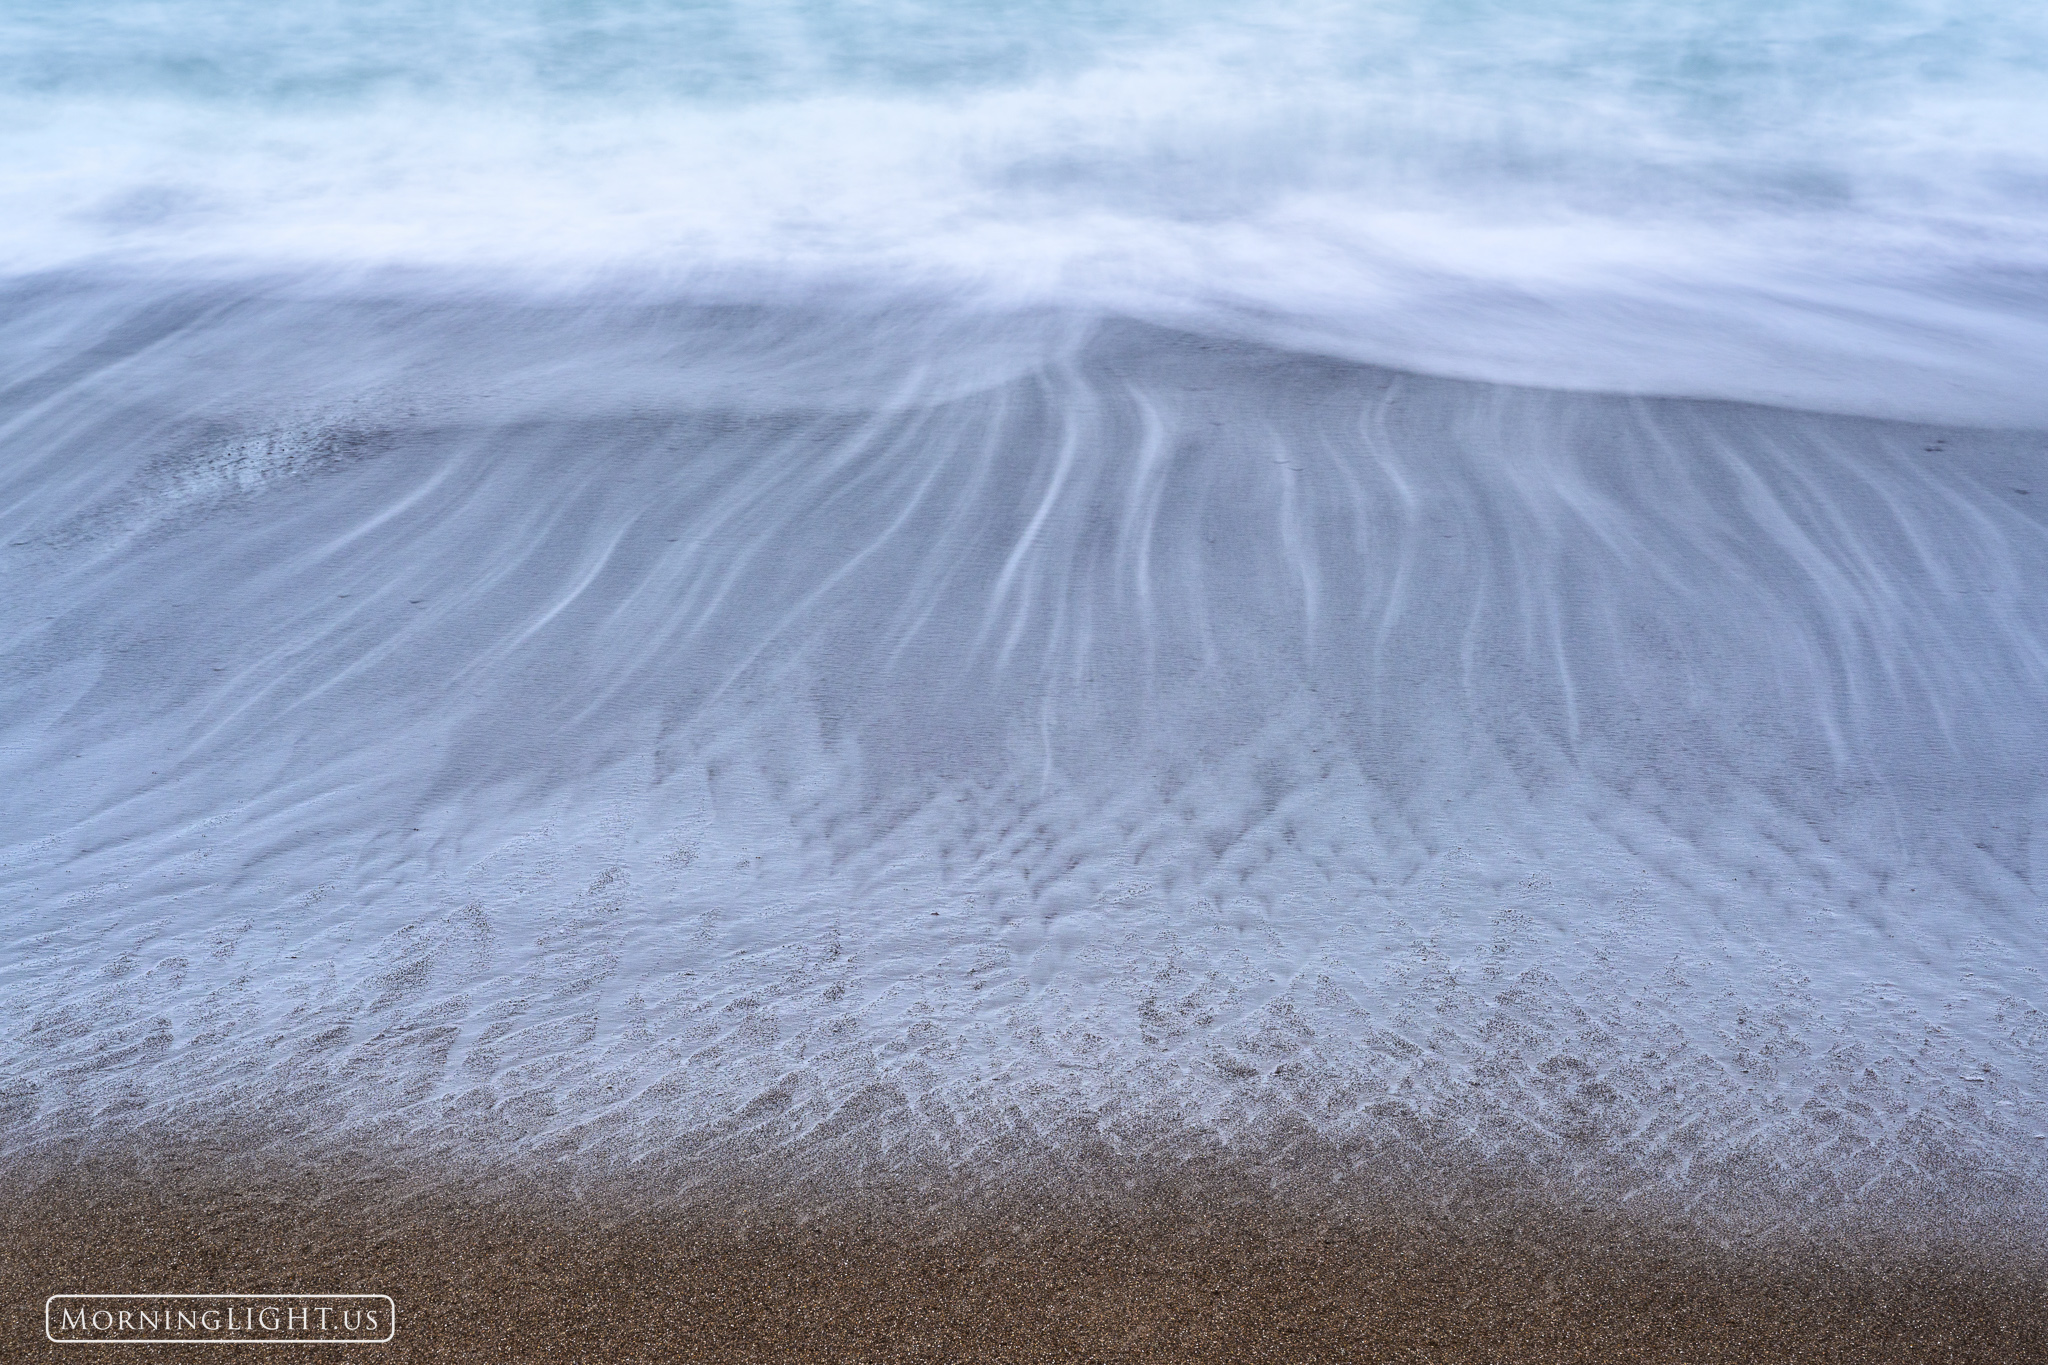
xmin=2 ymin=2 xmax=2045 ymax=1216
xmin=5 ymin=0 xmax=2048 ymax=418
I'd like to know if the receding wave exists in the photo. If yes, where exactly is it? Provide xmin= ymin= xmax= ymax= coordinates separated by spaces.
xmin=2 ymin=284 xmax=2042 ymax=1226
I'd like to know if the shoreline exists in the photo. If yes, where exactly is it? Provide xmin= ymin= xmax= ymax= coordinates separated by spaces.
xmin=4 ymin=289 xmax=2045 ymax=1360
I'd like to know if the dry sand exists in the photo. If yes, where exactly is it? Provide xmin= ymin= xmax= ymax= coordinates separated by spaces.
xmin=4 ymin=1133 xmax=2042 ymax=1363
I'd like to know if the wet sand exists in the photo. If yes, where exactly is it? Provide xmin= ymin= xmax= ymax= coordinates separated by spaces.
xmin=5 ymin=1138 xmax=2042 ymax=1362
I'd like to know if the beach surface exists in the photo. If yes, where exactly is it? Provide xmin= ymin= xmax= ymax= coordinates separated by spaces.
xmin=7 ymin=1131 xmax=2045 ymax=1362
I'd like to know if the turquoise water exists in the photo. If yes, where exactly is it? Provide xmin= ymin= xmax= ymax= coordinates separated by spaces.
xmin=5 ymin=1 xmax=2045 ymax=417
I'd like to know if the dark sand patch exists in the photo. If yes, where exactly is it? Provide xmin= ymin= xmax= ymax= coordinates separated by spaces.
xmin=4 ymin=1139 xmax=2042 ymax=1362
